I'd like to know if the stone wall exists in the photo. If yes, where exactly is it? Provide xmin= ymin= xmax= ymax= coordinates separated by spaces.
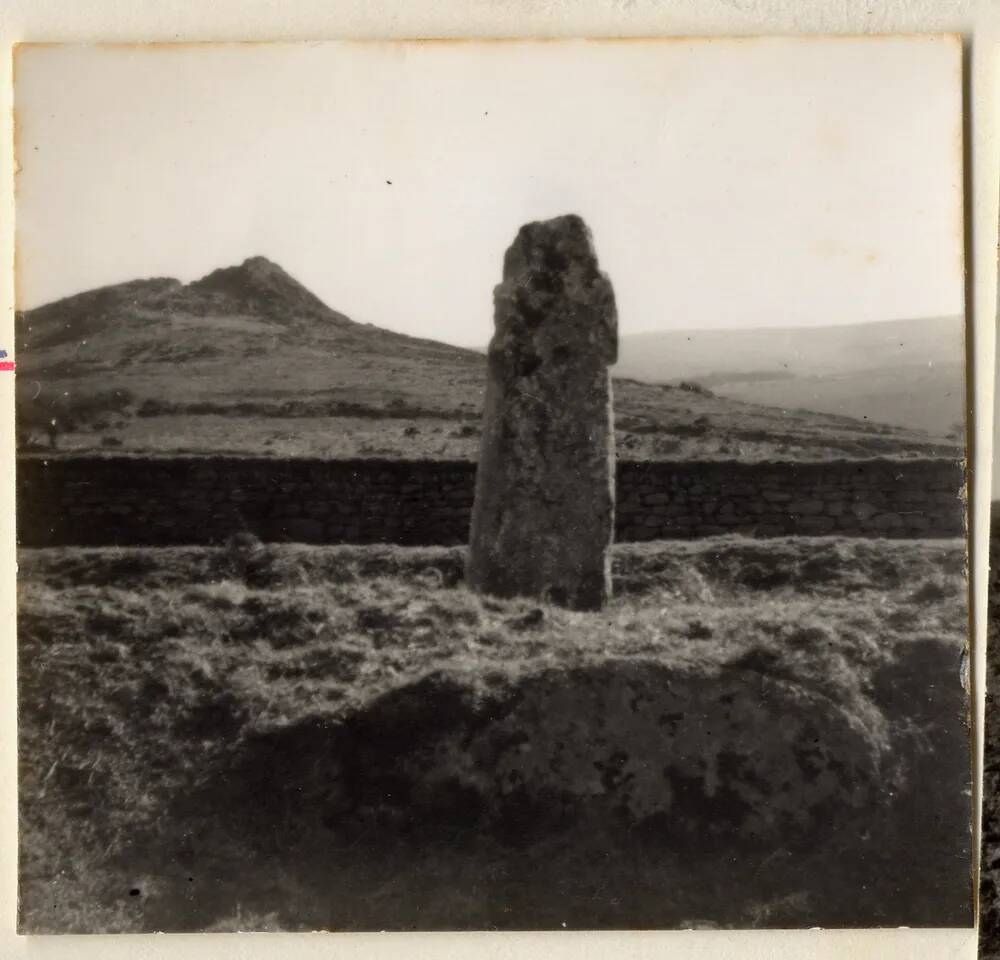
xmin=16 ymin=455 xmax=965 ymax=548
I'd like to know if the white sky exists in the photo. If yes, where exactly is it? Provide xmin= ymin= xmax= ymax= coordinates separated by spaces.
xmin=14 ymin=38 xmax=963 ymax=347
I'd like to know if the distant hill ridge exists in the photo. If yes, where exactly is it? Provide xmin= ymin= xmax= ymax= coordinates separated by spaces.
xmin=15 ymin=257 xmax=962 ymax=462
xmin=616 ymin=314 xmax=965 ymax=437
xmin=618 ymin=314 xmax=963 ymax=375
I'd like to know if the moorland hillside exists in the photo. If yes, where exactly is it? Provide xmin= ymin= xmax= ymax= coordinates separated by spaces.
xmin=16 ymin=258 xmax=960 ymax=462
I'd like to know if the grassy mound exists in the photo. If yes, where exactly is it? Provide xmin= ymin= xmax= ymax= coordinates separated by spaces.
xmin=17 ymin=537 xmax=971 ymax=931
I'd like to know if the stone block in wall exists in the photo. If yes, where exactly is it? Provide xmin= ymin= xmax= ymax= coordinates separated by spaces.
xmin=907 ymin=514 xmax=933 ymax=532
xmin=754 ymin=523 xmax=788 ymax=536
xmin=789 ymin=499 xmax=825 ymax=515
xmin=714 ymin=515 xmax=741 ymax=528
xmin=872 ymin=513 xmax=904 ymax=531
xmin=928 ymin=475 xmax=962 ymax=491
xmin=761 ymin=513 xmax=792 ymax=527
xmin=796 ymin=516 xmax=837 ymax=535
xmin=280 ymin=518 xmax=325 ymax=542
xmin=697 ymin=524 xmax=727 ymax=536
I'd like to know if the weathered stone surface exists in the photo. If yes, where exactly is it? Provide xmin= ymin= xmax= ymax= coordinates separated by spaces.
xmin=467 ymin=215 xmax=617 ymax=610
xmin=299 ymin=656 xmax=893 ymax=859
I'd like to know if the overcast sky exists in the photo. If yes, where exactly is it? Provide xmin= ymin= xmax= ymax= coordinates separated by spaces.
xmin=15 ymin=38 xmax=963 ymax=347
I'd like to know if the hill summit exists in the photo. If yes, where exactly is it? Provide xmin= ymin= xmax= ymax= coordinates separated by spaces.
xmin=15 ymin=258 xmax=961 ymax=462
xmin=17 ymin=257 xmax=358 ymax=356
xmin=187 ymin=256 xmax=349 ymax=321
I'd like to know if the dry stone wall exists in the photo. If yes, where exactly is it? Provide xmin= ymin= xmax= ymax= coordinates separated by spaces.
xmin=16 ymin=455 xmax=964 ymax=548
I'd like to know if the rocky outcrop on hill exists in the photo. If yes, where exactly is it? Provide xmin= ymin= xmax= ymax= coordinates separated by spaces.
xmin=188 ymin=256 xmax=349 ymax=321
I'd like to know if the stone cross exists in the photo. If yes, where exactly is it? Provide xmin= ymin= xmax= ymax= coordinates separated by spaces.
xmin=467 ymin=214 xmax=618 ymax=611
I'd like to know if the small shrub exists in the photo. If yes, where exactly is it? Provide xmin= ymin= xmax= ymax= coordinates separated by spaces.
xmin=631 ymin=422 xmax=661 ymax=435
xmin=211 ymin=531 xmax=277 ymax=586
xmin=670 ymin=416 xmax=711 ymax=438
xmin=685 ymin=619 xmax=713 ymax=640
xmin=678 ymin=381 xmax=715 ymax=398
xmin=356 ymin=605 xmax=402 ymax=634
xmin=655 ymin=437 xmax=682 ymax=455
xmin=414 ymin=566 xmax=445 ymax=590
xmin=137 ymin=399 xmax=169 ymax=417
xmin=909 ymin=577 xmax=952 ymax=604
xmin=737 ymin=561 xmax=790 ymax=591
xmin=505 ymin=608 xmax=545 ymax=632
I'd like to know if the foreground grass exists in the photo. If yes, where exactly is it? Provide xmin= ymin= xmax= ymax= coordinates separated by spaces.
xmin=18 ymin=537 xmax=970 ymax=932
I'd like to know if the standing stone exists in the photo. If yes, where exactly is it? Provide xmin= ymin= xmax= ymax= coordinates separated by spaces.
xmin=467 ymin=214 xmax=617 ymax=611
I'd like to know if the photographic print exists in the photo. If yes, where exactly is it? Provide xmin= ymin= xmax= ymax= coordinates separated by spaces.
xmin=13 ymin=38 xmax=971 ymax=933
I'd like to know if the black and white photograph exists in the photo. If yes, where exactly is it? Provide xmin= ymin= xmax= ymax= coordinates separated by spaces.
xmin=13 ymin=37 xmax=972 ymax=933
